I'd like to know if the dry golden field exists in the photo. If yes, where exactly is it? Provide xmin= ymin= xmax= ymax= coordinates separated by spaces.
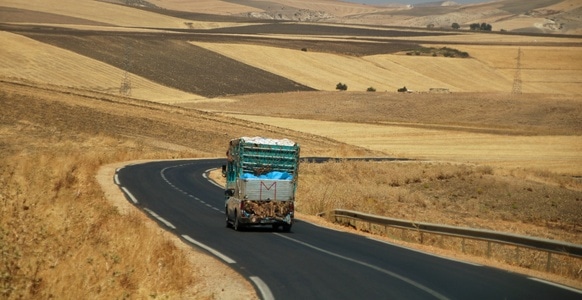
xmin=187 ymin=91 xmax=582 ymax=175
xmin=1 ymin=0 xmax=582 ymax=298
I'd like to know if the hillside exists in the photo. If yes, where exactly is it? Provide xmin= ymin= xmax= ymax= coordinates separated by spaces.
xmin=2 ymin=25 xmax=581 ymax=99
xmin=140 ymin=0 xmax=582 ymax=34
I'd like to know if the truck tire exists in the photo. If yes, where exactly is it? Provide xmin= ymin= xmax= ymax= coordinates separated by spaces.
xmin=282 ymin=223 xmax=292 ymax=232
xmin=233 ymin=212 xmax=243 ymax=231
xmin=225 ymin=210 xmax=232 ymax=228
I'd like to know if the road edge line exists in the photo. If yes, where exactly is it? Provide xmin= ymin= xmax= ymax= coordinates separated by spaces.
xmin=181 ymin=234 xmax=236 ymax=264
xmin=250 ymin=276 xmax=274 ymax=300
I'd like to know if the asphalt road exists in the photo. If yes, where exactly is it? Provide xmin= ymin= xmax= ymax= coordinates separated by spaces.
xmin=116 ymin=159 xmax=581 ymax=300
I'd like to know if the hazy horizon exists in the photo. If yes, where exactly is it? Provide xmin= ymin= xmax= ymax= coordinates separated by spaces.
xmin=343 ymin=0 xmax=487 ymax=4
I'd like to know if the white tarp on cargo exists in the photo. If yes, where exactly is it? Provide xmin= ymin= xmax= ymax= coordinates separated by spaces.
xmin=241 ymin=136 xmax=296 ymax=146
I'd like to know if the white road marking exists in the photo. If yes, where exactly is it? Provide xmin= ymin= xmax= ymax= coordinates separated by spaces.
xmin=250 ymin=276 xmax=274 ymax=300
xmin=274 ymin=233 xmax=449 ymax=300
xmin=205 ymin=168 xmax=225 ymax=189
xmin=182 ymin=235 xmax=236 ymax=264
xmin=144 ymin=208 xmax=176 ymax=229
xmin=529 ymin=277 xmax=582 ymax=294
xmin=121 ymin=187 xmax=138 ymax=204
xmin=114 ymin=173 xmax=120 ymax=185
xmin=159 ymin=165 xmax=223 ymax=214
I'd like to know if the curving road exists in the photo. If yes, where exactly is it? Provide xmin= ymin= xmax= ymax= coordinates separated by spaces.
xmin=116 ymin=159 xmax=581 ymax=300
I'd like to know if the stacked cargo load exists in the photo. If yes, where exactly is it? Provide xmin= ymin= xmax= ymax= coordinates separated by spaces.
xmin=223 ymin=137 xmax=300 ymax=231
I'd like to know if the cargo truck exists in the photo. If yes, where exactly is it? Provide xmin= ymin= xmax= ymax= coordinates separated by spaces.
xmin=223 ymin=137 xmax=300 ymax=232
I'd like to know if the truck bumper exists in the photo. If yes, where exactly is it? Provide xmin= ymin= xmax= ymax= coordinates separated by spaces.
xmin=240 ymin=212 xmax=293 ymax=226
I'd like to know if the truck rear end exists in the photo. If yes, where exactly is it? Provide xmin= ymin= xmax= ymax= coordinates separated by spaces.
xmin=224 ymin=137 xmax=300 ymax=231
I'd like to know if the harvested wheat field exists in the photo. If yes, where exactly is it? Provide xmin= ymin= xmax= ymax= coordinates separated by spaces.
xmin=224 ymin=113 xmax=582 ymax=174
xmin=1 ymin=0 xmax=582 ymax=297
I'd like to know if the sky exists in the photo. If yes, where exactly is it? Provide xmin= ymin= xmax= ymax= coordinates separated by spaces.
xmin=344 ymin=0 xmax=486 ymax=4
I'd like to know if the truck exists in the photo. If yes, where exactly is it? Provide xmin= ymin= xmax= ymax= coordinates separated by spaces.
xmin=223 ymin=136 xmax=300 ymax=232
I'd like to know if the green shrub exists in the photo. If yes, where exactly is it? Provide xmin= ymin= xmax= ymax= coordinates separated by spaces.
xmin=336 ymin=82 xmax=348 ymax=91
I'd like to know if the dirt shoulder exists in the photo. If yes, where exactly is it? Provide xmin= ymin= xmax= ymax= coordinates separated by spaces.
xmin=96 ymin=161 xmax=258 ymax=300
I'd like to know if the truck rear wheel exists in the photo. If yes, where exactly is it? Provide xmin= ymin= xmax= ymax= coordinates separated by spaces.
xmin=233 ymin=212 xmax=243 ymax=231
xmin=225 ymin=210 xmax=232 ymax=228
xmin=282 ymin=224 xmax=292 ymax=232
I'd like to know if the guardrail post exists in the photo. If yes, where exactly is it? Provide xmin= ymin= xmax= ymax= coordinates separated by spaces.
xmin=515 ymin=247 xmax=520 ymax=264
xmin=487 ymin=241 xmax=491 ymax=258
xmin=461 ymin=238 xmax=466 ymax=254
xmin=420 ymin=232 xmax=424 ymax=244
xmin=546 ymin=252 xmax=552 ymax=272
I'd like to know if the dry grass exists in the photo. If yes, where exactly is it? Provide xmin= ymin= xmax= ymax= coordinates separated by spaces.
xmin=190 ymin=40 xmax=581 ymax=94
xmin=0 ymin=133 xmax=199 ymax=298
xmin=296 ymin=160 xmax=582 ymax=242
xmin=1 ymin=81 xmax=310 ymax=299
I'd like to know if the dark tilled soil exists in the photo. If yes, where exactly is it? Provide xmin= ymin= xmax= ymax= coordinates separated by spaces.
xmin=21 ymin=32 xmax=316 ymax=98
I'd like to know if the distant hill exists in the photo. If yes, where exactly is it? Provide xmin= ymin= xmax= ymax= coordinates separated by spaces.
xmin=137 ymin=0 xmax=582 ymax=34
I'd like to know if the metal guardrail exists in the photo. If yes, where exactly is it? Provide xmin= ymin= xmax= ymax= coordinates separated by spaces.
xmin=319 ymin=209 xmax=582 ymax=259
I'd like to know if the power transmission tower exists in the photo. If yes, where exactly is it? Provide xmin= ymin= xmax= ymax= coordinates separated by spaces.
xmin=119 ymin=39 xmax=132 ymax=96
xmin=512 ymin=47 xmax=522 ymax=94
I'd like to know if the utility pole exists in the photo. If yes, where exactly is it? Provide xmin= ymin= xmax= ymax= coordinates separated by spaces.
xmin=119 ymin=39 xmax=132 ymax=96
xmin=512 ymin=47 xmax=522 ymax=94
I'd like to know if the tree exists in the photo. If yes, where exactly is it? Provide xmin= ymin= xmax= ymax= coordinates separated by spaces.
xmin=451 ymin=22 xmax=460 ymax=30
xmin=336 ymin=82 xmax=348 ymax=91
xmin=470 ymin=22 xmax=492 ymax=31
